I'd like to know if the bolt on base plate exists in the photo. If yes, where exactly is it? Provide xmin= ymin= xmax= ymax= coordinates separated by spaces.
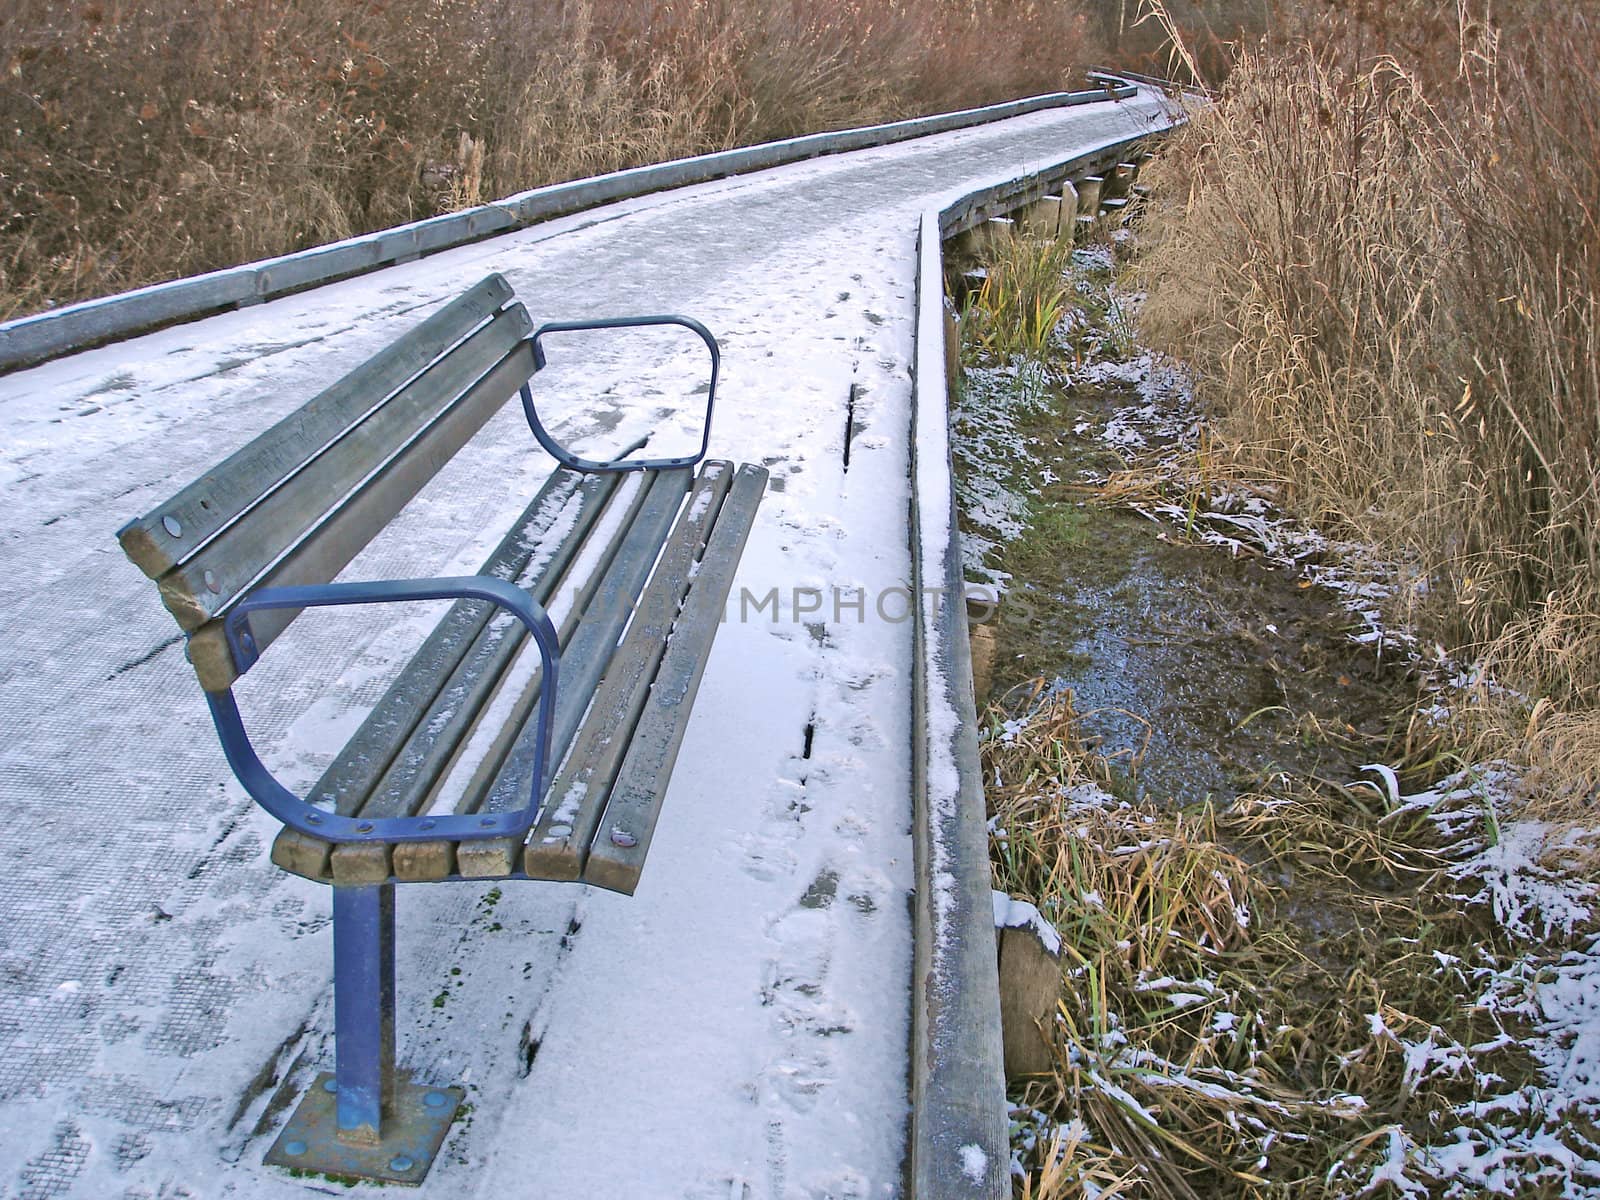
xmin=264 ymin=1072 xmax=463 ymax=1185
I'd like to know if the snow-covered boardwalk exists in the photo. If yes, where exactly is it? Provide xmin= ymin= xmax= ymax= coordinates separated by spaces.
xmin=0 ymin=93 xmax=1167 ymax=1199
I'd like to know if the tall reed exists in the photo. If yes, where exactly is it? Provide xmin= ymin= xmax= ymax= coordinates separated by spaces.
xmin=0 ymin=0 xmax=1101 ymax=318
xmin=1136 ymin=2 xmax=1600 ymax=790
xmin=960 ymin=226 xmax=1078 ymax=364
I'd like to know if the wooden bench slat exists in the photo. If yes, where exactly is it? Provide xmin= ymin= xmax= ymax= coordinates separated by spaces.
xmin=326 ymin=474 xmax=667 ymax=885
xmin=337 ymin=469 xmax=677 ymax=882
xmin=158 ymin=307 xmax=532 ymax=632
xmin=531 ymin=469 xmax=694 ymax=776
xmin=269 ymin=468 xmax=610 ymax=880
xmin=185 ymin=339 xmax=540 ymax=690
xmin=346 ymin=477 xmax=636 ymax=863
xmin=382 ymin=475 xmax=663 ymax=882
xmin=447 ymin=469 xmax=668 ymax=823
xmin=583 ymin=463 xmax=768 ymax=895
xmin=269 ymin=827 xmax=341 ymax=882
xmin=322 ymin=469 xmax=604 ymax=816
xmin=446 ymin=468 xmax=695 ymax=880
xmin=117 ymin=274 xmax=514 ymax=580
xmin=378 ymin=607 xmax=569 ymax=882
xmin=519 ymin=462 xmax=735 ymax=882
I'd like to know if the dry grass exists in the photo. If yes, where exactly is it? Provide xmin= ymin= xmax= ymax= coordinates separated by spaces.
xmin=987 ymin=694 xmax=1548 ymax=1198
xmin=959 ymin=225 xmax=1080 ymax=364
xmin=0 ymin=0 xmax=1104 ymax=318
xmin=1135 ymin=2 xmax=1600 ymax=802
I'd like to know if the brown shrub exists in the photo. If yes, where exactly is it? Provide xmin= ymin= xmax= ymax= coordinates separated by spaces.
xmin=0 ymin=0 xmax=1104 ymax=319
xmin=1136 ymin=1 xmax=1600 ymax=782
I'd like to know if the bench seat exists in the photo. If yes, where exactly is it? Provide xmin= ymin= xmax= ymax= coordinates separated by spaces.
xmin=271 ymin=455 xmax=764 ymax=893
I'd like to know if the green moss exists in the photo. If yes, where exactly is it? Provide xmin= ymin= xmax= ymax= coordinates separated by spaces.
xmin=285 ymin=1167 xmax=362 ymax=1187
xmin=1003 ymin=498 xmax=1088 ymax=577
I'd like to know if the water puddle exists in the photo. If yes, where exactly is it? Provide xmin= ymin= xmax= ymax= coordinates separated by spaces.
xmin=956 ymin=257 xmax=1417 ymax=808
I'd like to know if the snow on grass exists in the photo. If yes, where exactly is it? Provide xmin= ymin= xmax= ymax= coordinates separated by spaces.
xmin=997 ymin=731 xmax=1600 ymax=1196
xmin=1111 ymin=464 xmax=1600 ymax=1191
xmin=1333 ymin=764 xmax=1600 ymax=1197
xmin=1045 ymin=248 xmax=1436 ymax=671
xmin=954 ymin=244 xmax=1196 ymax=589
xmin=1379 ymin=765 xmax=1598 ymax=941
xmin=976 ymin=229 xmax=1600 ymax=1198
xmin=951 ymin=358 xmax=1054 ymax=586
xmin=1059 ymin=254 xmax=1600 ymax=1189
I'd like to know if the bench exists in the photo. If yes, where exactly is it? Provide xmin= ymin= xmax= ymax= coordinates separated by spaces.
xmin=115 ymin=273 xmax=767 ymax=1183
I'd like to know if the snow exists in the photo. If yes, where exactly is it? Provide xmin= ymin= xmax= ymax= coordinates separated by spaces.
xmin=1105 ymin=484 xmax=1600 ymax=1194
xmin=1366 ymin=1128 xmax=1430 ymax=1198
xmin=951 ymin=359 xmax=1054 ymax=586
xmin=1531 ymin=937 xmax=1600 ymax=1113
xmin=991 ymin=890 xmax=1063 ymax=957
xmin=0 ymin=91 xmax=1173 ymax=1198
xmin=1387 ymin=765 xmax=1597 ymax=941
xmin=959 ymin=1143 xmax=988 ymax=1183
xmin=1334 ymin=765 xmax=1600 ymax=1196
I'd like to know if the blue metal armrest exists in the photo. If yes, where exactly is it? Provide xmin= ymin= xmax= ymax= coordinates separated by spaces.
xmin=520 ymin=314 xmax=720 ymax=472
xmin=204 ymin=576 xmax=559 ymax=844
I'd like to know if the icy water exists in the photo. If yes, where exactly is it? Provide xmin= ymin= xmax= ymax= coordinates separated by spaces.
xmin=985 ymin=508 xmax=1407 ymax=805
xmin=966 ymin=371 xmax=1417 ymax=808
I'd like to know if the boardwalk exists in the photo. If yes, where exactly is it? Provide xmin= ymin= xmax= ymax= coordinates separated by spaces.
xmin=0 ymin=92 xmax=1170 ymax=1199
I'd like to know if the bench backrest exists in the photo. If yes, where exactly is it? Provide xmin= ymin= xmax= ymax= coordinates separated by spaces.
xmin=118 ymin=273 xmax=533 ymax=691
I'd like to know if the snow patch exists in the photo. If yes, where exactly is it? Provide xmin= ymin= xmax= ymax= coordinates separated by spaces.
xmin=959 ymin=1143 xmax=988 ymax=1183
xmin=991 ymin=890 xmax=1063 ymax=956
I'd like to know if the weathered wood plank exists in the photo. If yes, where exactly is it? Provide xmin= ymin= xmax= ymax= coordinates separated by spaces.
xmin=328 ymin=471 xmax=600 ymax=813
xmin=159 ymin=307 xmax=532 ymax=631
xmin=351 ymin=491 xmax=627 ymax=880
xmin=267 ymin=468 xmax=605 ymax=882
xmin=327 ymin=842 xmax=394 ymax=886
xmin=386 ymin=839 xmax=454 ymax=883
xmin=582 ymin=464 xmax=767 ymax=894
xmin=997 ymin=919 xmax=1063 ymax=1082
xmin=453 ymin=468 xmax=693 ymax=878
xmin=327 ymin=476 xmax=650 ymax=885
xmin=1101 ymin=162 xmax=1137 ymax=201
xmin=1074 ymin=175 xmax=1104 ymax=214
xmin=519 ymin=462 xmax=733 ymax=882
xmin=270 ymin=829 xmax=333 ymax=879
xmin=3 ymin=271 xmax=257 ymax=376
xmin=391 ymin=473 xmax=657 ymax=880
xmin=118 ymin=274 xmax=513 ymax=579
xmin=186 ymin=340 xmax=541 ymax=690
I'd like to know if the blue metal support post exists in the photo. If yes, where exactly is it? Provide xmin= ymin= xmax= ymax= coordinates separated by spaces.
xmin=333 ymin=884 xmax=395 ymax=1142
xmin=265 ymin=882 xmax=462 ymax=1183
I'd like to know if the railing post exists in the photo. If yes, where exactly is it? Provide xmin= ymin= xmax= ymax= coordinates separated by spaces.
xmin=333 ymin=884 xmax=396 ymax=1143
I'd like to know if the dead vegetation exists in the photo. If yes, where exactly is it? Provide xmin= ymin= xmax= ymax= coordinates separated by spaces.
xmin=951 ymin=4 xmax=1600 ymax=1192
xmin=987 ymin=693 xmax=1570 ymax=1198
xmin=1136 ymin=0 xmax=1600 ymax=811
xmin=0 ymin=0 xmax=1105 ymax=319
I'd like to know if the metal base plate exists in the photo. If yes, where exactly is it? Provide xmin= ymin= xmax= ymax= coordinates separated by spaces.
xmin=264 ymin=1072 xmax=462 ymax=1185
